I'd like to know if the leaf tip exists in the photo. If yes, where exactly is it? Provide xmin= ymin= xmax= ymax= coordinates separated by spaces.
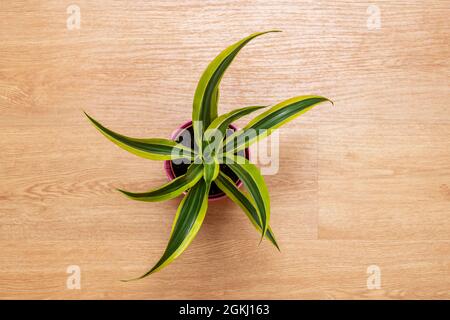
xmin=83 ymin=111 xmax=97 ymax=126
xmin=258 ymin=234 xmax=264 ymax=245
xmin=116 ymin=188 xmax=129 ymax=196
xmin=120 ymin=270 xmax=154 ymax=282
xmin=83 ymin=110 xmax=91 ymax=118
xmin=120 ymin=277 xmax=138 ymax=283
xmin=274 ymin=243 xmax=281 ymax=252
xmin=265 ymin=29 xmax=282 ymax=33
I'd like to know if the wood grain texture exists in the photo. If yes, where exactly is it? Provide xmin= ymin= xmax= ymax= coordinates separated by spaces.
xmin=0 ymin=0 xmax=449 ymax=299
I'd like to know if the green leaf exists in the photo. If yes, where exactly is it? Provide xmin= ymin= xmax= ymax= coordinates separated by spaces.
xmin=223 ymin=95 xmax=332 ymax=153
xmin=203 ymin=105 xmax=266 ymax=157
xmin=215 ymin=172 xmax=279 ymax=250
xmin=85 ymin=112 xmax=195 ymax=161
xmin=192 ymin=30 xmax=281 ymax=152
xmin=203 ymin=158 xmax=220 ymax=184
xmin=123 ymin=179 xmax=210 ymax=280
xmin=117 ymin=164 xmax=203 ymax=202
xmin=225 ymin=155 xmax=270 ymax=240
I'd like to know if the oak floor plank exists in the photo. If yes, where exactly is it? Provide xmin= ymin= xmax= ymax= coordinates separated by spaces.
xmin=1 ymin=0 xmax=449 ymax=299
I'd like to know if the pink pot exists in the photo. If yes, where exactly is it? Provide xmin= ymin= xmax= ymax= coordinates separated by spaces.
xmin=164 ymin=120 xmax=250 ymax=201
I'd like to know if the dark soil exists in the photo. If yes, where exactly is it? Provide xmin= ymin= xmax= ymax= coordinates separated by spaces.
xmin=170 ymin=125 xmax=247 ymax=197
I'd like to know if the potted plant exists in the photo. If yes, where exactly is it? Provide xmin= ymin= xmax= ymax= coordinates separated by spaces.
xmin=85 ymin=31 xmax=332 ymax=280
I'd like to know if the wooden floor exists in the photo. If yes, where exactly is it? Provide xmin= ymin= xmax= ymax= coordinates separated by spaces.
xmin=0 ymin=1 xmax=449 ymax=299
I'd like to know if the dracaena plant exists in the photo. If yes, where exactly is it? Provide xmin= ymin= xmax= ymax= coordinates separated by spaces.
xmin=85 ymin=30 xmax=331 ymax=280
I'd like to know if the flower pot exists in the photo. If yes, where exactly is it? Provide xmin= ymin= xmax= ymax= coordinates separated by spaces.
xmin=164 ymin=120 xmax=250 ymax=201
